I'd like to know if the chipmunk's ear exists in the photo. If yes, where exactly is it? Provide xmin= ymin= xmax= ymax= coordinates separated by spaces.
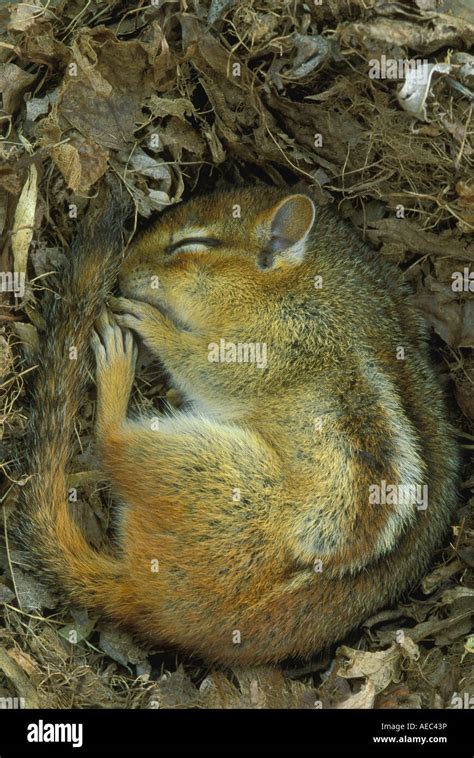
xmin=256 ymin=194 xmax=315 ymax=269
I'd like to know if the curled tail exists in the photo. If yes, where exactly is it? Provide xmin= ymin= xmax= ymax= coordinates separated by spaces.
xmin=11 ymin=182 xmax=129 ymax=612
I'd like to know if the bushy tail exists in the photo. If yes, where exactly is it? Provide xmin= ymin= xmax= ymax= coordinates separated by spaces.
xmin=11 ymin=180 xmax=130 ymax=611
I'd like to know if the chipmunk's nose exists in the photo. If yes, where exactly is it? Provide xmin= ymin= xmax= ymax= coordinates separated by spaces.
xmin=119 ymin=265 xmax=165 ymax=308
xmin=119 ymin=266 xmax=146 ymax=294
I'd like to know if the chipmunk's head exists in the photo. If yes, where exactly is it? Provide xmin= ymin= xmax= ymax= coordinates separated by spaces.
xmin=119 ymin=186 xmax=315 ymax=332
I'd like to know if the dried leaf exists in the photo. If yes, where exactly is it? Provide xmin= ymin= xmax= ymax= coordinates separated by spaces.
xmin=8 ymin=0 xmax=49 ymax=32
xmin=336 ymin=644 xmax=406 ymax=694
xmin=58 ymin=619 xmax=96 ymax=644
xmin=397 ymin=63 xmax=451 ymax=121
xmin=416 ymin=276 xmax=474 ymax=349
xmin=11 ymin=165 xmax=37 ymax=276
xmin=99 ymin=625 xmax=148 ymax=668
xmin=0 ymin=63 xmax=35 ymax=114
xmin=0 ymin=647 xmax=40 ymax=708
xmin=13 ymin=321 xmax=39 ymax=358
xmin=59 ymin=32 xmax=153 ymax=150
xmin=336 ymin=680 xmax=376 ymax=709
xmin=146 ymin=95 xmax=195 ymax=121
xmin=26 ymin=91 xmax=57 ymax=121
xmin=421 ymin=558 xmax=464 ymax=594
xmin=12 ymin=567 xmax=56 ymax=611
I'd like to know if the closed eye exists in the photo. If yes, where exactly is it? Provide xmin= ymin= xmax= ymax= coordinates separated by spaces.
xmin=165 ymin=237 xmax=221 ymax=255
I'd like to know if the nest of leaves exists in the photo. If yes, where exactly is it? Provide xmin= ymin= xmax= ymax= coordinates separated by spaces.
xmin=0 ymin=0 xmax=473 ymax=709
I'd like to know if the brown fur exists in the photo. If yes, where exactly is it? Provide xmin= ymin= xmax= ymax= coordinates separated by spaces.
xmin=13 ymin=185 xmax=459 ymax=665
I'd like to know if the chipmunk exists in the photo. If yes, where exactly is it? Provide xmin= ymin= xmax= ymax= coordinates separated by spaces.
xmin=12 ymin=183 xmax=459 ymax=665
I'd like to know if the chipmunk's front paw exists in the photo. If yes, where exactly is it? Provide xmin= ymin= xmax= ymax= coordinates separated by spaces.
xmin=110 ymin=296 xmax=172 ymax=349
xmin=91 ymin=310 xmax=137 ymax=427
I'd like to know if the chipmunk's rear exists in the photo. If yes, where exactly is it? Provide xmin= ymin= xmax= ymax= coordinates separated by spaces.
xmin=12 ymin=184 xmax=459 ymax=665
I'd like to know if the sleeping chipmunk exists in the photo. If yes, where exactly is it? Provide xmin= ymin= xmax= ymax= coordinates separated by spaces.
xmin=13 ymin=184 xmax=459 ymax=664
